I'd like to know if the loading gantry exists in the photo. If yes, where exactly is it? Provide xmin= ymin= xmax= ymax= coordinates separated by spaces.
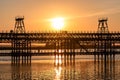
xmin=14 ymin=16 xmax=25 ymax=33
xmin=11 ymin=16 xmax=31 ymax=64
xmin=98 ymin=18 xmax=109 ymax=33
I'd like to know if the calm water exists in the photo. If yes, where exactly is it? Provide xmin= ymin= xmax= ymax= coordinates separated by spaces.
xmin=0 ymin=55 xmax=120 ymax=80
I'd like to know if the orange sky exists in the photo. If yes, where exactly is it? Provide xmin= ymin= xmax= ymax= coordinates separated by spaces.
xmin=1 ymin=0 xmax=120 ymax=31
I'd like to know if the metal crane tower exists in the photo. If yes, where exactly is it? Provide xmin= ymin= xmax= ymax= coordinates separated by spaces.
xmin=14 ymin=16 xmax=25 ymax=33
xmin=12 ymin=16 xmax=31 ymax=64
xmin=98 ymin=18 xmax=109 ymax=33
xmin=95 ymin=18 xmax=111 ymax=57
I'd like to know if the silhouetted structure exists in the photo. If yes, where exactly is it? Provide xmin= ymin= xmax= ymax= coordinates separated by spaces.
xmin=98 ymin=18 xmax=109 ymax=33
xmin=0 ymin=17 xmax=119 ymax=64
xmin=14 ymin=16 xmax=25 ymax=33
xmin=95 ymin=18 xmax=112 ymax=61
xmin=11 ymin=16 xmax=31 ymax=64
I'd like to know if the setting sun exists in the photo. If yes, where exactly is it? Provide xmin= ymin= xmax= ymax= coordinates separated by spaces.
xmin=51 ymin=17 xmax=64 ymax=30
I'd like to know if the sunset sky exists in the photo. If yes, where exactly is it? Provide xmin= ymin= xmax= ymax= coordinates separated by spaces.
xmin=1 ymin=0 xmax=120 ymax=31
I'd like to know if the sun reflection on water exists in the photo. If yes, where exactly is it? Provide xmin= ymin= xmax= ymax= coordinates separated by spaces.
xmin=55 ymin=55 xmax=62 ymax=66
xmin=54 ymin=66 xmax=62 ymax=80
xmin=54 ymin=54 xmax=63 ymax=80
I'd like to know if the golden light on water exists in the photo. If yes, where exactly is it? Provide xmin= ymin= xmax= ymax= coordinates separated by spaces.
xmin=51 ymin=17 xmax=64 ymax=30
xmin=54 ymin=55 xmax=62 ymax=80
xmin=55 ymin=55 xmax=62 ymax=66
xmin=55 ymin=66 xmax=62 ymax=80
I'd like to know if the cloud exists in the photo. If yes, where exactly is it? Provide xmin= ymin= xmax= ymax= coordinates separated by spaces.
xmin=80 ymin=7 xmax=120 ymax=18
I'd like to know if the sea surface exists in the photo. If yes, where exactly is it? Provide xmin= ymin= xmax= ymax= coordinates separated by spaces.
xmin=0 ymin=55 xmax=120 ymax=80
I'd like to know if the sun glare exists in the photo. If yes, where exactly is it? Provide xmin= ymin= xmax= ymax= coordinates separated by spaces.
xmin=51 ymin=17 xmax=64 ymax=30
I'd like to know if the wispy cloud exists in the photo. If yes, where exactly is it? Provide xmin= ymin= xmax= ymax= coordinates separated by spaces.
xmin=79 ymin=7 xmax=120 ymax=18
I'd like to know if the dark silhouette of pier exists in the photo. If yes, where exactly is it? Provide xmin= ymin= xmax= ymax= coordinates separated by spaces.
xmin=0 ymin=17 xmax=119 ymax=64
